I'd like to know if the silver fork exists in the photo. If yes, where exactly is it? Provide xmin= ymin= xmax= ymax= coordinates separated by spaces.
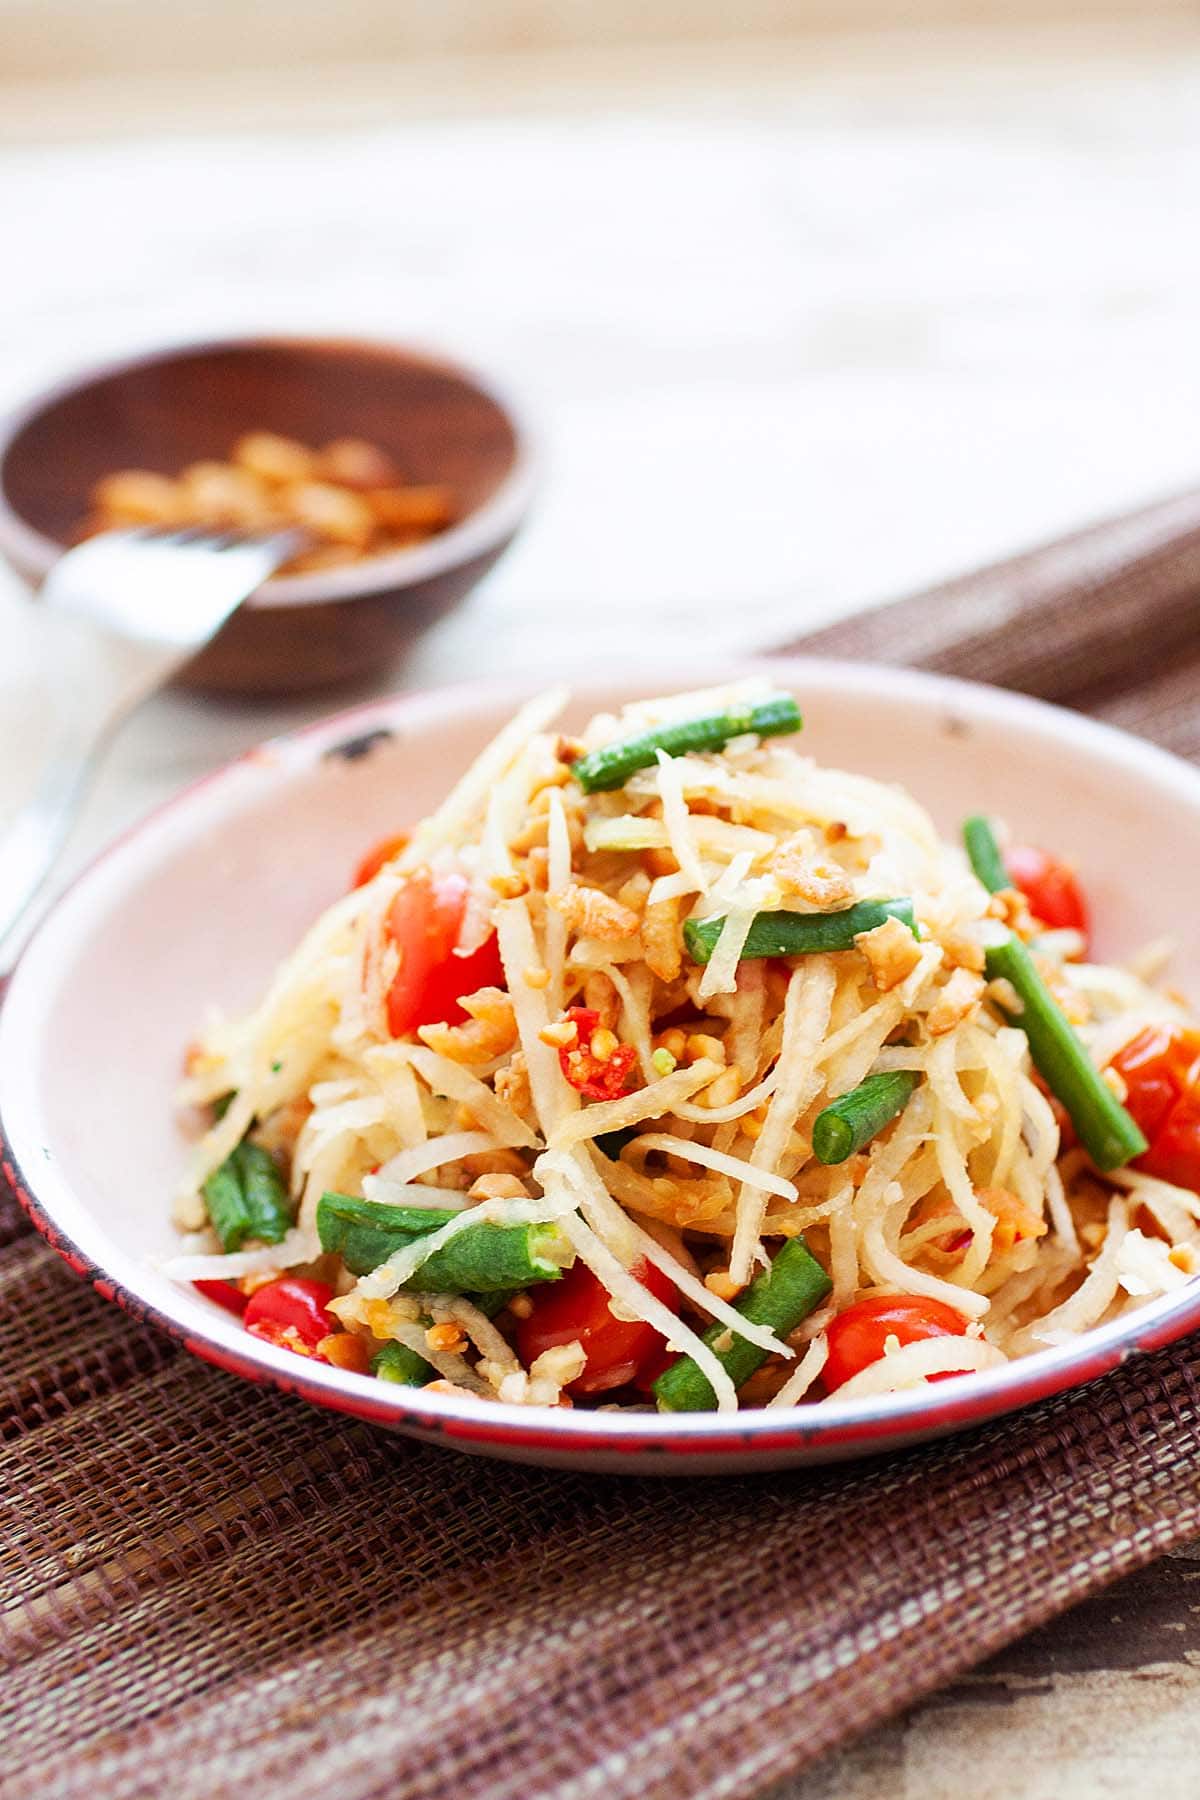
xmin=0 ymin=526 xmax=299 ymax=973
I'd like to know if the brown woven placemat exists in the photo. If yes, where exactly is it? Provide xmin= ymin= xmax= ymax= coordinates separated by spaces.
xmin=6 ymin=487 xmax=1200 ymax=1800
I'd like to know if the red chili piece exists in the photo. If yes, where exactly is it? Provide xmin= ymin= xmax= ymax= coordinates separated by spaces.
xmin=243 ymin=1276 xmax=337 ymax=1358
xmin=558 ymin=1006 xmax=638 ymax=1102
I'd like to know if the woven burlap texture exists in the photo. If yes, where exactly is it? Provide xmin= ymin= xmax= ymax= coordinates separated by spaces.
xmin=6 ymin=486 xmax=1200 ymax=1798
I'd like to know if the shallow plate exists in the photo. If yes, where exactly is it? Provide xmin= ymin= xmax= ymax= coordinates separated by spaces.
xmin=4 ymin=661 xmax=1200 ymax=1474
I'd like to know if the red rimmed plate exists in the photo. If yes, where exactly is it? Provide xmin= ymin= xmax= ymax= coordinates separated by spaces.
xmin=4 ymin=661 xmax=1200 ymax=1473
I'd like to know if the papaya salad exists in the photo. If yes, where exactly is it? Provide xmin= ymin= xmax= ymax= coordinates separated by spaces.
xmin=168 ymin=683 xmax=1200 ymax=1412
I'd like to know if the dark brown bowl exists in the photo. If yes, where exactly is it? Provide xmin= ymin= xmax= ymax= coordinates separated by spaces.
xmin=0 ymin=336 xmax=535 ymax=692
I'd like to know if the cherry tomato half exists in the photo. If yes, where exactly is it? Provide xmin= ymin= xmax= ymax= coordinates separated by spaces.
xmin=823 ymin=1295 xmax=971 ymax=1392
xmin=243 ymin=1277 xmax=336 ymax=1352
xmin=194 ymin=1279 xmax=248 ymax=1317
xmin=1005 ymin=845 xmax=1090 ymax=947
xmin=384 ymin=870 xmax=505 ymax=1038
xmin=353 ymin=832 xmax=410 ymax=889
xmin=516 ymin=1258 xmax=679 ymax=1395
xmin=1112 ymin=1025 xmax=1200 ymax=1191
xmin=558 ymin=1006 xmax=638 ymax=1102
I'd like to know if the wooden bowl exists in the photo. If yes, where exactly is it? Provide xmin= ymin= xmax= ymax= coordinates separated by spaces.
xmin=0 ymin=336 xmax=535 ymax=693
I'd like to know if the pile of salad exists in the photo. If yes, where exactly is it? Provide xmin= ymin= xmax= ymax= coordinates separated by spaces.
xmin=168 ymin=683 xmax=1200 ymax=1412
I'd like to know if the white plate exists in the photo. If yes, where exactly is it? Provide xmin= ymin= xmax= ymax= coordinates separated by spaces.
xmin=4 ymin=660 xmax=1200 ymax=1474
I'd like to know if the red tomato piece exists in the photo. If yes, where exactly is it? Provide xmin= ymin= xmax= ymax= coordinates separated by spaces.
xmin=516 ymin=1258 xmax=679 ymax=1395
xmin=383 ymin=870 xmax=504 ymax=1038
xmin=194 ymin=1278 xmax=248 ymax=1317
xmin=1005 ymin=845 xmax=1090 ymax=948
xmin=558 ymin=1006 xmax=638 ymax=1102
xmin=1112 ymin=1026 xmax=1200 ymax=1191
xmin=353 ymin=831 xmax=410 ymax=889
xmin=243 ymin=1276 xmax=336 ymax=1352
xmin=823 ymin=1295 xmax=971 ymax=1391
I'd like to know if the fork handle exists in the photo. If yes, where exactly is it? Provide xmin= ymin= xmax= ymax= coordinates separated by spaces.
xmin=0 ymin=614 xmax=171 ymax=975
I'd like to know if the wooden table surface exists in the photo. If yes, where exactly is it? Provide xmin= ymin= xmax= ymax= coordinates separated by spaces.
xmin=4 ymin=21 xmax=1200 ymax=1793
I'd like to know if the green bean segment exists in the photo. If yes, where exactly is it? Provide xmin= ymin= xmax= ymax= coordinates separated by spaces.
xmin=316 ymin=1191 xmax=572 ymax=1291
xmin=962 ymin=815 xmax=1010 ymax=894
xmin=984 ymin=933 xmax=1147 ymax=1171
xmin=653 ymin=1237 xmax=832 ymax=1413
xmin=203 ymin=1140 xmax=292 ymax=1252
xmin=371 ymin=1340 xmax=434 ymax=1386
xmin=684 ymin=898 xmax=916 ymax=966
xmin=812 ymin=1071 xmax=920 ymax=1165
xmin=572 ymin=695 xmax=802 ymax=794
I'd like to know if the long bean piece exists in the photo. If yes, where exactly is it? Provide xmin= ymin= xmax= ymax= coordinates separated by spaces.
xmin=962 ymin=815 xmax=1010 ymax=894
xmin=316 ymin=1192 xmax=459 ymax=1273
xmin=653 ymin=1237 xmax=832 ymax=1412
xmin=316 ymin=1191 xmax=573 ymax=1290
xmin=371 ymin=1341 xmax=434 ymax=1386
xmin=812 ymin=1071 xmax=920 ymax=1165
xmin=984 ymin=933 xmax=1147 ymax=1171
xmin=203 ymin=1141 xmax=292 ymax=1252
xmin=684 ymin=897 xmax=916 ymax=966
xmin=572 ymin=695 xmax=802 ymax=794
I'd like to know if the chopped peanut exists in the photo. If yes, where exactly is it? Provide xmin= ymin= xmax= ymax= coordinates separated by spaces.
xmin=583 ymin=972 xmax=619 ymax=1024
xmin=82 ymin=429 xmax=457 ymax=579
xmin=461 ymin=1148 xmax=528 ymax=1179
xmin=523 ymin=965 xmax=551 ymax=990
xmin=978 ymin=1186 xmax=1048 ymax=1255
xmin=539 ymin=1020 xmax=578 ymax=1049
xmin=366 ymin=484 xmax=455 ymax=531
xmin=940 ymin=929 xmax=987 ymax=974
xmin=233 ymin=430 xmax=316 ymax=486
xmin=315 ymin=437 xmax=397 ymax=490
xmin=91 ymin=469 xmax=182 ymax=526
xmin=704 ymin=1269 xmax=744 ymax=1302
xmin=589 ymin=1026 xmax=621 ymax=1064
xmin=987 ymin=886 xmax=1036 ymax=938
xmin=509 ymin=815 xmax=550 ymax=854
xmin=549 ymin=883 xmax=640 ymax=942
xmin=423 ymin=1379 xmax=478 ymax=1399
xmin=700 ymin=1065 xmax=743 ymax=1109
xmin=507 ymin=1292 xmax=535 ymax=1319
xmin=856 ymin=916 xmax=923 ymax=993
xmin=641 ymin=847 xmax=679 ymax=879
xmin=770 ymin=831 xmax=855 ymax=907
xmin=488 ymin=871 xmax=529 ymax=900
xmin=926 ymin=967 xmax=985 ymax=1037
xmin=685 ymin=1033 xmax=727 ymax=1066
xmin=494 ymin=1051 xmax=532 ymax=1119
xmin=426 ymin=1322 xmax=468 ymax=1355
xmin=284 ymin=480 xmax=376 ymax=549
xmin=468 ymin=1173 xmax=531 ymax=1201
xmin=419 ymin=987 xmax=517 ymax=1064
xmin=656 ymin=1027 xmax=688 ymax=1061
